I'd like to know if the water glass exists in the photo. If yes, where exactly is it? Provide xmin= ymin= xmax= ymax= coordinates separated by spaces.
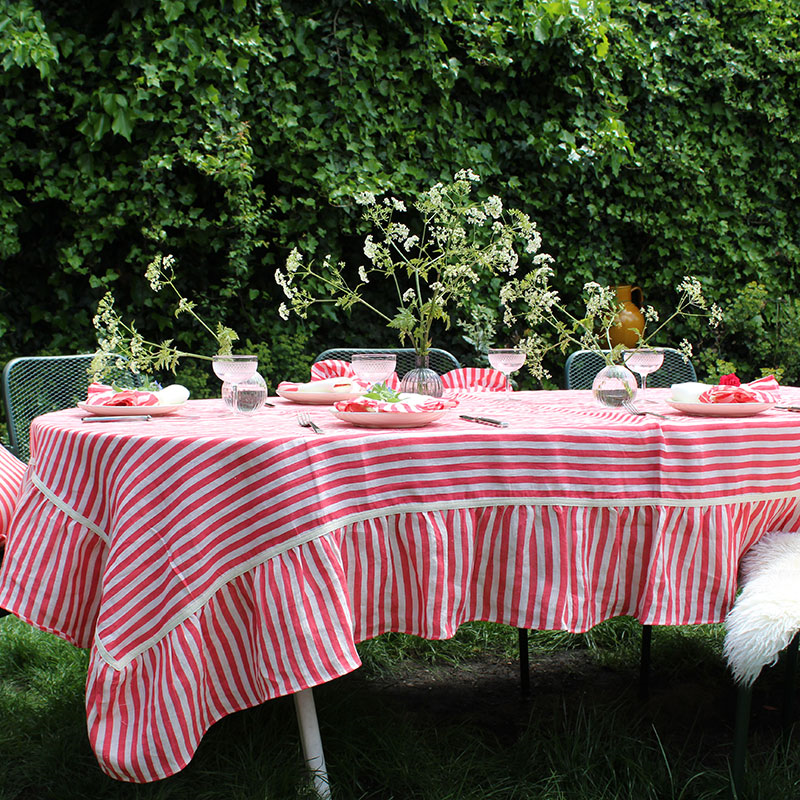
xmin=351 ymin=353 xmax=397 ymax=387
xmin=488 ymin=347 xmax=526 ymax=396
xmin=622 ymin=348 xmax=664 ymax=402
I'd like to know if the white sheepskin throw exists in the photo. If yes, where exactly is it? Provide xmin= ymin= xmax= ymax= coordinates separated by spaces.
xmin=724 ymin=531 xmax=800 ymax=687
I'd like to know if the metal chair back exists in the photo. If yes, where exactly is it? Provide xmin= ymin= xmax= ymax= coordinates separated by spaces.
xmin=313 ymin=347 xmax=461 ymax=378
xmin=2 ymin=354 xmax=139 ymax=461
xmin=564 ymin=348 xmax=697 ymax=390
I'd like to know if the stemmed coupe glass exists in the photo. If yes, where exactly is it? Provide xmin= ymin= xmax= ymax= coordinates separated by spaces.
xmin=212 ymin=355 xmax=259 ymax=413
xmin=622 ymin=348 xmax=664 ymax=403
xmin=488 ymin=347 xmax=527 ymax=397
xmin=350 ymin=353 xmax=397 ymax=388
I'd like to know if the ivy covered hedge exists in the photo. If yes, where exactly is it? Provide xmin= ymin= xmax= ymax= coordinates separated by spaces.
xmin=1 ymin=0 xmax=798 ymax=404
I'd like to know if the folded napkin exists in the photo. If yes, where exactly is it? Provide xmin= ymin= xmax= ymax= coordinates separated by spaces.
xmin=440 ymin=367 xmax=509 ymax=392
xmin=86 ymin=383 xmax=160 ymax=407
xmin=334 ymin=393 xmax=459 ymax=413
xmin=277 ymin=376 xmax=367 ymax=394
xmin=310 ymin=359 xmax=400 ymax=389
xmin=698 ymin=375 xmax=781 ymax=404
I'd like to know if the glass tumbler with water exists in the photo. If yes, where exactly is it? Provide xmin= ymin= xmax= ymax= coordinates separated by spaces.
xmin=213 ymin=355 xmax=259 ymax=414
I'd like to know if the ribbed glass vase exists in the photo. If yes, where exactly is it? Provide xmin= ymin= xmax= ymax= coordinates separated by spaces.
xmin=399 ymin=353 xmax=444 ymax=397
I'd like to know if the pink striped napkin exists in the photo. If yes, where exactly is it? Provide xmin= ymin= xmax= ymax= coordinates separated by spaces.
xmin=87 ymin=383 xmax=160 ymax=407
xmin=698 ymin=375 xmax=781 ymax=404
xmin=311 ymin=359 xmax=400 ymax=389
xmin=441 ymin=367 xmax=509 ymax=392
xmin=334 ymin=393 xmax=458 ymax=413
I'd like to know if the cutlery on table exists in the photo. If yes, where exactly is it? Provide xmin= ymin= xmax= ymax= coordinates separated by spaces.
xmin=776 ymin=405 xmax=800 ymax=413
xmin=82 ymin=415 xmax=153 ymax=423
xmin=297 ymin=412 xmax=323 ymax=434
xmin=622 ymin=400 xmax=668 ymax=420
xmin=459 ymin=414 xmax=509 ymax=428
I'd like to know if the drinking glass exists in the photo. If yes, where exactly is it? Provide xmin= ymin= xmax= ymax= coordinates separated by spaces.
xmin=212 ymin=355 xmax=259 ymax=413
xmin=622 ymin=348 xmax=664 ymax=402
xmin=488 ymin=347 xmax=526 ymax=396
xmin=350 ymin=353 xmax=397 ymax=388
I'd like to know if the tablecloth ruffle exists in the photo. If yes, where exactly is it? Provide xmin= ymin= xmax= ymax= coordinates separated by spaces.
xmin=3 ymin=490 xmax=799 ymax=781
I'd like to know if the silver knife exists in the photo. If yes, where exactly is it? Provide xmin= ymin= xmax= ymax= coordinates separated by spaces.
xmin=775 ymin=406 xmax=800 ymax=413
xmin=459 ymin=414 xmax=508 ymax=428
xmin=82 ymin=415 xmax=153 ymax=423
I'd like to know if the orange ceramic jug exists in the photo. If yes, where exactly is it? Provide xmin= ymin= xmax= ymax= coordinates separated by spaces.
xmin=609 ymin=285 xmax=645 ymax=348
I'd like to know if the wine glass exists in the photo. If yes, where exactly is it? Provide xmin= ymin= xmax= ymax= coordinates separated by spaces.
xmin=350 ymin=353 xmax=397 ymax=388
xmin=488 ymin=347 xmax=526 ymax=397
xmin=212 ymin=355 xmax=258 ymax=413
xmin=622 ymin=348 xmax=664 ymax=403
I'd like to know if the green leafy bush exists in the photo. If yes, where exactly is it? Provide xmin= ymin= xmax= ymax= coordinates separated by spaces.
xmin=0 ymin=0 xmax=798 ymax=403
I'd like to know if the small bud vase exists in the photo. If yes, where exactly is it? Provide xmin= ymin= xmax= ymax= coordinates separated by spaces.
xmin=592 ymin=364 xmax=637 ymax=408
xmin=399 ymin=353 xmax=444 ymax=397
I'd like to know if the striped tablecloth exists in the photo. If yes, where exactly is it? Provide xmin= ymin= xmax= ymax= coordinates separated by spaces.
xmin=2 ymin=388 xmax=800 ymax=782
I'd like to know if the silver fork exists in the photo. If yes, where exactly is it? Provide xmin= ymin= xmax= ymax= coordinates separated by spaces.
xmin=622 ymin=399 xmax=668 ymax=420
xmin=297 ymin=411 xmax=323 ymax=434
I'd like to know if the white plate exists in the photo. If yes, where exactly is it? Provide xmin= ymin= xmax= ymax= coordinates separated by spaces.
xmin=331 ymin=409 xmax=449 ymax=428
xmin=665 ymin=400 xmax=776 ymax=417
xmin=77 ymin=402 xmax=185 ymax=417
xmin=276 ymin=387 xmax=365 ymax=405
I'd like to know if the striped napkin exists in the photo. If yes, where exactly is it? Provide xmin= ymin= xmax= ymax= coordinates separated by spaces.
xmin=698 ymin=375 xmax=781 ymax=404
xmin=441 ymin=367 xmax=509 ymax=392
xmin=87 ymin=383 xmax=160 ymax=407
xmin=334 ymin=393 xmax=459 ymax=413
xmin=310 ymin=359 xmax=400 ymax=389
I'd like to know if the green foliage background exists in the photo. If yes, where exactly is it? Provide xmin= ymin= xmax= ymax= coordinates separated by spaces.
xmin=1 ymin=0 xmax=799 ymax=402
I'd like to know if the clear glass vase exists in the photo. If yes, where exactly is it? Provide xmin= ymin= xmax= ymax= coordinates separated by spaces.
xmin=591 ymin=363 xmax=637 ymax=408
xmin=399 ymin=353 xmax=444 ymax=397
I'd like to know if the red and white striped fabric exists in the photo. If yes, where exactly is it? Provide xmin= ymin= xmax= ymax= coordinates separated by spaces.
xmin=441 ymin=367 xmax=509 ymax=392
xmin=0 ymin=445 xmax=26 ymax=545
xmin=86 ymin=383 xmax=159 ymax=407
xmin=2 ymin=388 xmax=800 ymax=781
xmin=699 ymin=375 xmax=781 ymax=404
xmin=310 ymin=359 xmax=400 ymax=389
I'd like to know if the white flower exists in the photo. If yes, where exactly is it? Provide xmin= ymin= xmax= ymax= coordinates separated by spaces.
xmin=354 ymin=191 xmax=376 ymax=206
xmin=454 ymin=168 xmax=480 ymax=182
xmin=403 ymin=235 xmax=420 ymax=252
xmin=402 ymin=288 xmax=416 ymax=303
xmin=278 ymin=302 xmax=290 ymax=320
xmin=484 ymin=196 xmax=503 ymax=219
xmin=363 ymin=235 xmax=378 ymax=261
xmin=358 ymin=265 xmax=369 ymax=283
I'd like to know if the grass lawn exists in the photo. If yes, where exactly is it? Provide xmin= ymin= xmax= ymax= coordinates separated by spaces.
xmin=1 ymin=614 xmax=799 ymax=799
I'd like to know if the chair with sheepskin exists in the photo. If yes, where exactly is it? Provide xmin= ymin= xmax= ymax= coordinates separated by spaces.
xmin=724 ymin=530 xmax=800 ymax=797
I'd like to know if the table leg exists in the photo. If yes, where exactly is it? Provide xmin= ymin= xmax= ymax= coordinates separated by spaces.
xmin=293 ymin=688 xmax=332 ymax=800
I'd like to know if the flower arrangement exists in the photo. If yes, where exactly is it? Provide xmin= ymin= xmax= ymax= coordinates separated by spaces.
xmin=499 ymin=265 xmax=723 ymax=381
xmin=275 ymin=170 xmax=546 ymax=358
xmin=91 ymin=254 xmax=239 ymax=381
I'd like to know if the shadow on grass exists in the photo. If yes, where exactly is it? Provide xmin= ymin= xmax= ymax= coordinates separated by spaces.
xmin=2 ymin=616 xmax=800 ymax=799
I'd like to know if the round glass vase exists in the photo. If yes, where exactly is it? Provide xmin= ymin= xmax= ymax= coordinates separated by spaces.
xmin=591 ymin=363 xmax=638 ymax=408
xmin=399 ymin=353 xmax=444 ymax=397
xmin=222 ymin=372 xmax=268 ymax=415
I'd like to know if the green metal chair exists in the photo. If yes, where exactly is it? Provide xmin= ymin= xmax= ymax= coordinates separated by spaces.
xmin=313 ymin=347 xmax=461 ymax=377
xmin=561 ymin=347 xmax=698 ymax=699
xmin=564 ymin=347 xmax=697 ymax=390
xmin=2 ymin=354 xmax=140 ymax=462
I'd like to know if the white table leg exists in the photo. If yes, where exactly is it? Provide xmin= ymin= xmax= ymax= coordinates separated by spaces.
xmin=293 ymin=688 xmax=332 ymax=799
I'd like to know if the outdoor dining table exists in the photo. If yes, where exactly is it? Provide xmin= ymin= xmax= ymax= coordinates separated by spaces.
xmin=1 ymin=388 xmax=800 ymax=785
